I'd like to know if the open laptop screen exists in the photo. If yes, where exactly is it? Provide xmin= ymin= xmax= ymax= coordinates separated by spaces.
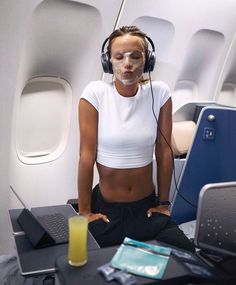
xmin=194 ymin=181 xmax=236 ymax=257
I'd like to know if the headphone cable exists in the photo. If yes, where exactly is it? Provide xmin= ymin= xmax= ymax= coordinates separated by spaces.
xmin=148 ymin=71 xmax=197 ymax=209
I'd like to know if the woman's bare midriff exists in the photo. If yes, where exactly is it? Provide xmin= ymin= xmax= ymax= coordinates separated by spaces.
xmin=96 ymin=162 xmax=154 ymax=202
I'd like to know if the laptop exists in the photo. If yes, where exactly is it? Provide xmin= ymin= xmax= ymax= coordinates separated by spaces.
xmin=10 ymin=185 xmax=73 ymax=248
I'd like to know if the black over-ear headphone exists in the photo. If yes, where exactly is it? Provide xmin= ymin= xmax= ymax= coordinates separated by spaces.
xmin=101 ymin=35 xmax=156 ymax=74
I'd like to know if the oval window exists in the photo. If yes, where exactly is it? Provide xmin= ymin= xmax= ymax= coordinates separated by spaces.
xmin=16 ymin=77 xmax=72 ymax=164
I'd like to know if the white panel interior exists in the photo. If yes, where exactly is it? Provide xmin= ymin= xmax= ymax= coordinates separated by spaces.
xmin=217 ymin=83 xmax=236 ymax=107
xmin=9 ymin=0 xmax=123 ymax=213
xmin=215 ymin=35 xmax=236 ymax=106
xmin=172 ymin=29 xmax=224 ymax=112
xmin=172 ymin=81 xmax=198 ymax=112
xmin=0 ymin=0 xmax=43 ymax=255
xmin=17 ymin=77 xmax=72 ymax=164
xmin=19 ymin=0 xmax=103 ymax=90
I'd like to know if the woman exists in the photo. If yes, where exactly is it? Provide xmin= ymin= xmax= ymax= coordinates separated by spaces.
xmin=78 ymin=26 xmax=195 ymax=252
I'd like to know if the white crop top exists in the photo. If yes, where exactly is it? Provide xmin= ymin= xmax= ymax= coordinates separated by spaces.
xmin=80 ymin=80 xmax=171 ymax=168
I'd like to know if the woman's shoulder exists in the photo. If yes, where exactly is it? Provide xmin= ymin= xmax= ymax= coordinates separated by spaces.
xmin=142 ymin=80 xmax=171 ymax=107
xmin=149 ymin=80 xmax=170 ymax=92
xmin=85 ymin=80 xmax=112 ymax=92
xmin=81 ymin=81 xmax=113 ymax=109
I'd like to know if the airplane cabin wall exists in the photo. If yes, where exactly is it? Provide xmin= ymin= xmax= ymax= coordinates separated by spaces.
xmin=0 ymin=0 xmax=43 ymax=255
xmin=1 ymin=0 xmax=236 ymax=254
xmin=215 ymin=34 xmax=236 ymax=106
xmin=9 ymin=0 xmax=124 ymax=205
xmin=117 ymin=0 xmax=236 ymax=112
xmin=2 ymin=0 xmax=124 ymax=254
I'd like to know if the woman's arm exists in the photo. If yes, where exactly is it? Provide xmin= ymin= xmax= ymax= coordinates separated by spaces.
xmin=147 ymin=97 xmax=173 ymax=217
xmin=156 ymin=97 xmax=173 ymax=202
xmin=78 ymin=98 xmax=109 ymax=222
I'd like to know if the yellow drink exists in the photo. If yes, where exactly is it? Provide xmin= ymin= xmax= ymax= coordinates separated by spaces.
xmin=68 ymin=215 xmax=88 ymax=267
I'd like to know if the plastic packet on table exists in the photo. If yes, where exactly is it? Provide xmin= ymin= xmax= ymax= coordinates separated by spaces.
xmin=111 ymin=237 xmax=171 ymax=280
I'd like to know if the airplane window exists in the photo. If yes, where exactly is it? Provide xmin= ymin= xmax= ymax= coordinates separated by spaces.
xmin=16 ymin=77 xmax=72 ymax=164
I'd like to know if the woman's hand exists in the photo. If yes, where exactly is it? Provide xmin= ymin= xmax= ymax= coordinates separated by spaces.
xmin=84 ymin=213 xmax=110 ymax=223
xmin=147 ymin=205 xmax=170 ymax=217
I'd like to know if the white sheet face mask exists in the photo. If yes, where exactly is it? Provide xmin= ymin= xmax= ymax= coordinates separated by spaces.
xmin=111 ymin=51 xmax=145 ymax=85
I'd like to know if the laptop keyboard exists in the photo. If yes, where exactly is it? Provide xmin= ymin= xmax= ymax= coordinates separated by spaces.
xmin=37 ymin=213 xmax=69 ymax=244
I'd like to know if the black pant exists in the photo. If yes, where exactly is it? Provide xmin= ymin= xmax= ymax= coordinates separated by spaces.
xmin=89 ymin=185 xmax=195 ymax=252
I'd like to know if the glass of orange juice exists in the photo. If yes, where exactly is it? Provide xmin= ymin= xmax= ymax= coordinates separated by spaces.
xmin=68 ymin=215 xmax=88 ymax=267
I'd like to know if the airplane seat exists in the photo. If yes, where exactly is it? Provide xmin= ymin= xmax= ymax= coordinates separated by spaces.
xmin=171 ymin=120 xmax=197 ymax=157
xmin=170 ymin=106 xmax=236 ymax=225
xmin=171 ymin=102 xmax=217 ymax=159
